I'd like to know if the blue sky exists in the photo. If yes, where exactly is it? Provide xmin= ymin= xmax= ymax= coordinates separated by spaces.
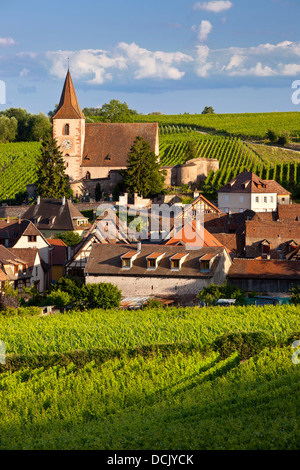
xmin=0 ymin=0 xmax=300 ymax=115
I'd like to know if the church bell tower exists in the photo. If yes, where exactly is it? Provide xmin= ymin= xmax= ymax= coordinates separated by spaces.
xmin=52 ymin=69 xmax=85 ymax=183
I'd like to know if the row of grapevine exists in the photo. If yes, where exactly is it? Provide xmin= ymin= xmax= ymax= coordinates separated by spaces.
xmin=0 ymin=142 xmax=41 ymax=200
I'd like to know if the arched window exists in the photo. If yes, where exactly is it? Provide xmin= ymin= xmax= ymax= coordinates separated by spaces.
xmin=64 ymin=123 xmax=70 ymax=135
xmin=85 ymin=171 xmax=91 ymax=180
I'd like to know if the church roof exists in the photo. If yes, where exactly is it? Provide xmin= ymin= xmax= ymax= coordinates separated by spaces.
xmin=81 ymin=122 xmax=158 ymax=168
xmin=53 ymin=69 xmax=85 ymax=120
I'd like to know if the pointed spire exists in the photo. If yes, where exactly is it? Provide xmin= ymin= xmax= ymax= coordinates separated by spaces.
xmin=53 ymin=69 xmax=85 ymax=120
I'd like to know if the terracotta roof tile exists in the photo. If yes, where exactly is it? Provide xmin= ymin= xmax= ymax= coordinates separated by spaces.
xmin=218 ymin=171 xmax=290 ymax=195
xmin=228 ymin=258 xmax=300 ymax=279
xmin=81 ymin=123 xmax=158 ymax=168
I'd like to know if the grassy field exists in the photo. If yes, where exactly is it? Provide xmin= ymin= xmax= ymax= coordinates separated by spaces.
xmin=0 ymin=305 xmax=299 ymax=450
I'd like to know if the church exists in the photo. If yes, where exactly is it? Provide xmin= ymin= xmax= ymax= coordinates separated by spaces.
xmin=52 ymin=69 xmax=159 ymax=197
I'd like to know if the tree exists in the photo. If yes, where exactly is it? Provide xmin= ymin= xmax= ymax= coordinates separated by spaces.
xmin=0 ymin=116 xmax=17 ymax=143
xmin=84 ymin=100 xmax=138 ymax=123
xmin=186 ymin=141 xmax=198 ymax=161
xmin=36 ymin=136 xmax=72 ymax=198
xmin=82 ymin=283 xmax=122 ymax=309
xmin=123 ymin=136 xmax=165 ymax=197
xmin=29 ymin=113 xmax=52 ymax=141
xmin=202 ymin=106 xmax=215 ymax=115
xmin=45 ymin=289 xmax=71 ymax=309
xmin=266 ymin=129 xmax=278 ymax=143
xmin=54 ymin=231 xmax=82 ymax=247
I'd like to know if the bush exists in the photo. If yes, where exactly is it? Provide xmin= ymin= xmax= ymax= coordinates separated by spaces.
xmin=44 ymin=290 xmax=71 ymax=309
xmin=82 ymin=283 xmax=122 ymax=309
xmin=144 ymin=299 xmax=163 ymax=309
xmin=277 ymin=132 xmax=290 ymax=146
xmin=197 ymin=282 xmax=246 ymax=306
xmin=212 ymin=331 xmax=274 ymax=360
xmin=1 ymin=306 xmax=41 ymax=317
xmin=266 ymin=129 xmax=278 ymax=143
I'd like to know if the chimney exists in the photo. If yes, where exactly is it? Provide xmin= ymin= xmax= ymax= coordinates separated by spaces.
xmin=137 ymin=241 xmax=142 ymax=252
xmin=37 ymin=196 xmax=40 ymax=205
xmin=6 ymin=216 xmax=9 ymax=223
xmin=62 ymin=196 xmax=66 ymax=206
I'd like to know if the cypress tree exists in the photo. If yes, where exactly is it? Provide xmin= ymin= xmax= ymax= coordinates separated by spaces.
xmin=123 ymin=136 xmax=165 ymax=198
xmin=36 ymin=136 xmax=72 ymax=198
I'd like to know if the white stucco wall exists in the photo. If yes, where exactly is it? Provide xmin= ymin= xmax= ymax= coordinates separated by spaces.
xmin=218 ymin=192 xmax=278 ymax=213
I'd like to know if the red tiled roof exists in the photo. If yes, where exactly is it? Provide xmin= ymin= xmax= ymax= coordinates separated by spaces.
xmin=47 ymin=239 xmax=67 ymax=247
xmin=165 ymin=220 xmax=223 ymax=248
xmin=228 ymin=258 xmax=300 ymax=279
xmin=218 ymin=171 xmax=290 ymax=195
xmin=81 ymin=123 xmax=158 ymax=168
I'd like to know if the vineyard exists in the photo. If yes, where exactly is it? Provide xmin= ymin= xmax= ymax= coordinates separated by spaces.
xmin=158 ymin=125 xmax=300 ymax=198
xmin=0 ymin=142 xmax=41 ymax=201
xmin=0 ymin=305 xmax=299 ymax=449
xmin=135 ymin=111 xmax=300 ymax=141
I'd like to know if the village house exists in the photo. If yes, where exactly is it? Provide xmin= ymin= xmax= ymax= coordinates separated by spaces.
xmin=10 ymin=247 xmax=49 ymax=292
xmin=0 ymin=245 xmax=31 ymax=292
xmin=84 ymin=242 xmax=232 ymax=302
xmin=0 ymin=218 xmax=52 ymax=288
xmin=47 ymin=239 xmax=68 ymax=282
xmin=227 ymin=258 xmax=300 ymax=293
xmin=244 ymin=208 xmax=300 ymax=259
xmin=218 ymin=171 xmax=291 ymax=214
xmin=22 ymin=197 xmax=91 ymax=239
xmin=65 ymin=207 xmax=132 ymax=277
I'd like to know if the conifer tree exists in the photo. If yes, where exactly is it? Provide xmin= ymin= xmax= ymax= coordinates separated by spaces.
xmin=123 ymin=136 xmax=165 ymax=198
xmin=36 ymin=136 xmax=72 ymax=198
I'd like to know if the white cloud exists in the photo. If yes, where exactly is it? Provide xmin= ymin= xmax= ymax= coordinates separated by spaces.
xmin=193 ymin=20 xmax=213 ymax=42
xmin=20 ymin=68 xmax=29 ymax=77
xmin=46 ymin=43 xmax=194 ymax=84
xmin=0 ymin=37 xmax=16 ymax=47
xmin=226 ymin=54 xmax=246 ymax=70
xmin=193 ymin=1 xmax=233 ymax=13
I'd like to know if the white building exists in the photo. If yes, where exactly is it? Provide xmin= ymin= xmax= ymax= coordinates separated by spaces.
xmin=218 ymin=172 xmax=291 ymax=214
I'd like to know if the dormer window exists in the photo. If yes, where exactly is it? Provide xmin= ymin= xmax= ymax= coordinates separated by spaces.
xmin=170 ymin=253 xmax=189 ymax=271
xmin=199 ymin=253 xmax=216 ymax=272
xmin=64 ymin=124 xmax=70 ymax=135
xmin=146 ymin=252 xmax=165 ymax=270
xmin=85 ymin=171 xmax=91 ymax=180
xmin=121 ymin=251 xmax=139 ymax=269
xmin=261 ymin=240 xmax=271 ymax=254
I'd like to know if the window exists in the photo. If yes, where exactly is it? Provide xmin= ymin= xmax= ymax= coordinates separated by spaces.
xmin=28 ymin=235 xmax=37 ymax=242
xmin=171 ymin=259 xmax=180 ymax=269
xmin=200 ymin=260 xmax=210 ymax=271
xmin=239 ymin=196 xmax=244 ymax=203
xmin=225 ymin=195 xmax=229 ymax=203
xmin=85 ymin=171 xmax=91 ymax=180
xmin=148 ymin=259 xmax=156 ymax=268
xmin=122 ymin=259 xmax=130 ymax=268
xmin=63 ymin=124 xmax=70 ymax=135
xmin=270 ymin=196 xmax=274 ymax=203
xmin=35 ymin=267 xmax=38 ymax=277
xmin=255 ymin=197 xmax=259 ymax=203
xmin=264 ymin=197 xmax=267 ymax=203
